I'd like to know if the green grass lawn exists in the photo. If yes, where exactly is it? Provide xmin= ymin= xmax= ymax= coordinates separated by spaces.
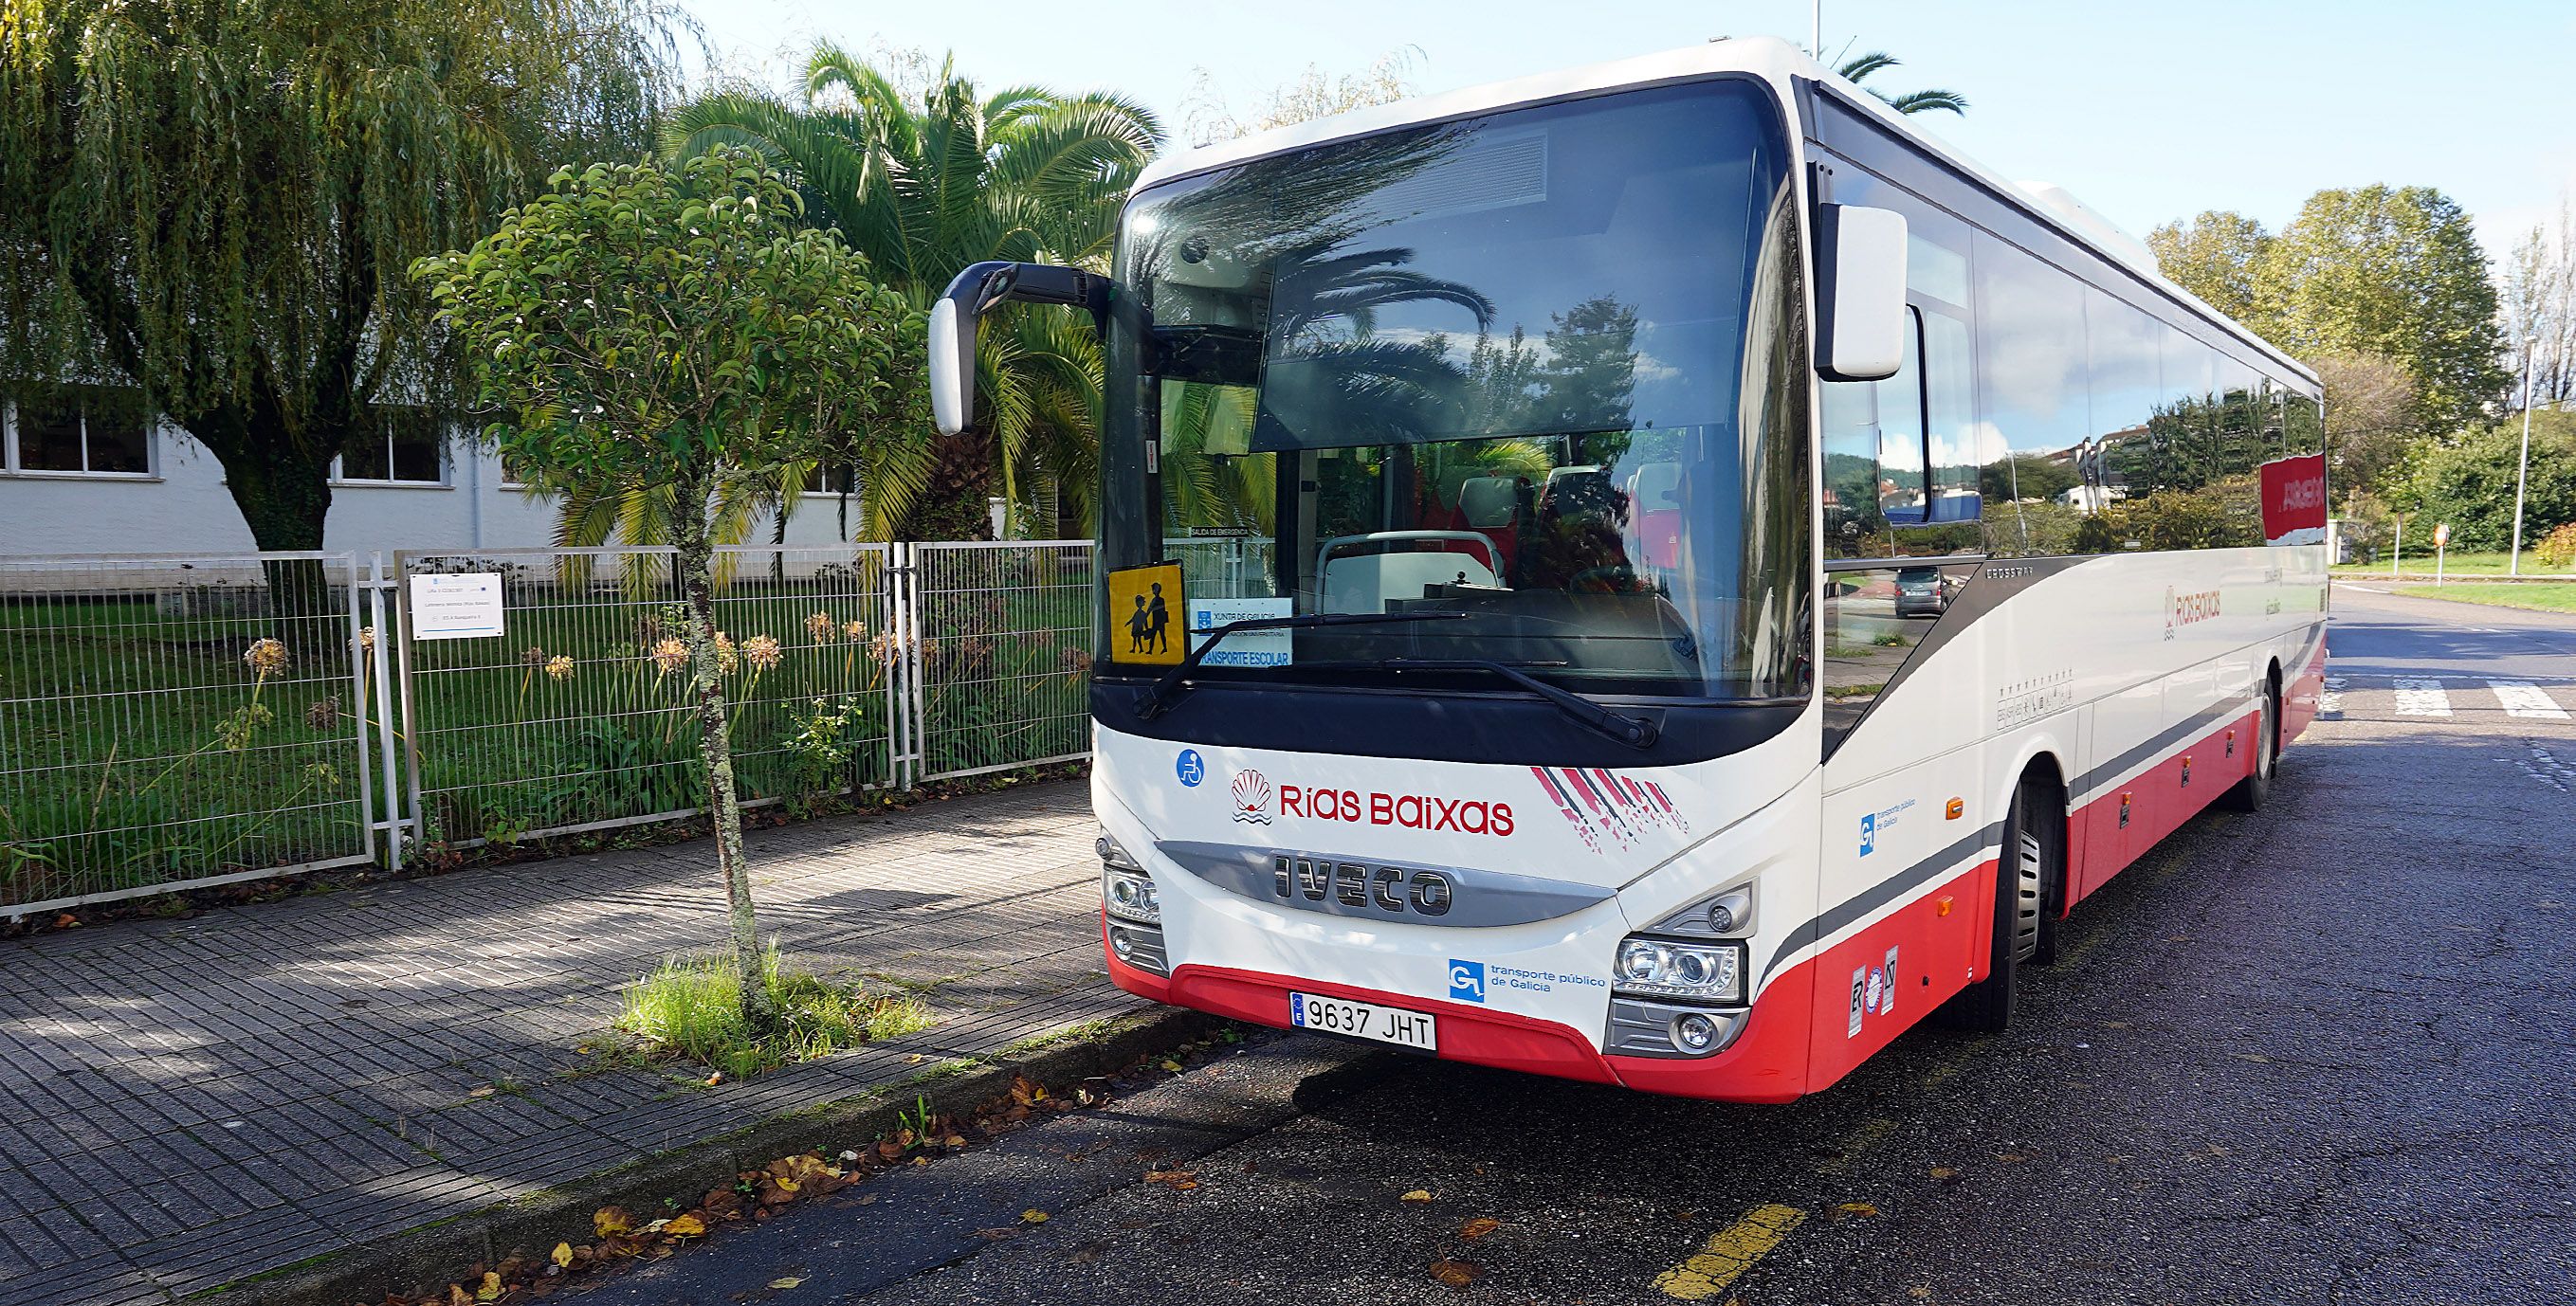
xmin=2389 ymin=582 xmax=2576 ymax=614
xmin=2335 ymin=549 xmax=2574 ymax=578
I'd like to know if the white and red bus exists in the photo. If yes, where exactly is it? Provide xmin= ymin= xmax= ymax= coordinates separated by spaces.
xmin=928 ymin=37 xmax=2327 ymax=1100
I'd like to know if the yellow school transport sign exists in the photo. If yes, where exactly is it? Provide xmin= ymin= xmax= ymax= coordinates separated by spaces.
xmin=1106 ymin=561 xmax=1184 ymax=665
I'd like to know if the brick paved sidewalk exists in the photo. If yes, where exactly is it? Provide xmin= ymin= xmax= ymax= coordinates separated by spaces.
xmin=0 ymin=780 xmax=1143 ymax=1306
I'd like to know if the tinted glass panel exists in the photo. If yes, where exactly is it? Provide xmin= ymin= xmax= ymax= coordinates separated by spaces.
xmin=1106 ymin=80 xmax=1810 ymax=699
xmin=1821 ymin=310 xmax=1925 ymax=557
xmin=83 ymin=400 xmax=149 ymax=473
xmin=2081 ymin=289 xmax=2159 ymax=539
xmin=16 ymin=398 xmax=83 ymax=471
xmin=389 ymin=410 xmax=443 ymax=481
xmin=1973 ymin=233 xmax=2090 ymax=557
xmin=340 ymin=432 xmax=390 ymax=481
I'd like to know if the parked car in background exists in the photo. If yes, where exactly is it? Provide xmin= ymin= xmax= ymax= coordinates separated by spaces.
xmin=1894 ymin=567 xmax=1954 ymax=616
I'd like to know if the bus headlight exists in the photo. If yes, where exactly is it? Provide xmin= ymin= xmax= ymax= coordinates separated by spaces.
xmin=1612 ymin=936 xmax=1744 ymax=1004
xmin=1104 ymin=866 xmax=1160 ymax=924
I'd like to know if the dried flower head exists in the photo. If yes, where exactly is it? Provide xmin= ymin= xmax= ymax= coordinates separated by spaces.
xmin=713 ymin=631 xmax=740 ymax=676
xmin=843 ymin=619 xmax=868 ymax=643
xmin=742 ymin=634 xmax=783 ymax=672
xmin=356 ymin=626 xmax=378 ymax=653
xmin=1062 ymin=647 xmax=1092 ymax=674
xmin=545 ymin=655 xmax=576 ymax=682
xmin=805 ymin=611 xmax=837 ymax=643
xmin=305 ymin=695 xmax=342 ymax=731
xmin=649 ymin=638 xmax=689 ymax=676
xmin=243 ymin=639 xmax=289 ymax=679
xmin=867 ymin=631 xmax=907 ymax=668
xmin=521 ymin=645 xmax=549 ymax=667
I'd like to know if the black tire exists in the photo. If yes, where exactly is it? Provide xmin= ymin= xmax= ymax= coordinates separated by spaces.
xmin=1937 ymin=779 xmax=2050 ymax=1032
xmin=2222 ymin=676 xmax=2279 ymax=813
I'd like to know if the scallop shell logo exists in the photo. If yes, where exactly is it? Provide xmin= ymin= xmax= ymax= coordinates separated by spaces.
xmin=1230 ymin=770 xmax=1274 ymax=825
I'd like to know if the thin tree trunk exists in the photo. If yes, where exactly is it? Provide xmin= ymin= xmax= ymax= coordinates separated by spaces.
xmin=199 ymin=396 xmax=339 ymax=620
xmin=670 ymin=465 xmax=775 ymax=1030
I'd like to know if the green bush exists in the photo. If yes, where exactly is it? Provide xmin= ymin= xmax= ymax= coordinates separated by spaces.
xmin=2536 ymin=521 xmax=2576 ymax=571
xmin=2398 ymin=411 xmax=2576 ymax=553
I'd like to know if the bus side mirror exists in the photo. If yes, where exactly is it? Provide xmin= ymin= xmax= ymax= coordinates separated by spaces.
xmin=1816 ymin=205 xmax=1908 ymax=383
xmin=929 ymin=261 xmax=1116 ymax=436
xmin=929 ymin=296 xmax=977 ymax=436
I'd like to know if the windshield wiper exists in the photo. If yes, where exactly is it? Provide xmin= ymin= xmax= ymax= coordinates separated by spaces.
xmin=1130 ymin=611 xmax=1467 ymax=721
xmin=1376 ymin=658 xmax=1660 ymax=751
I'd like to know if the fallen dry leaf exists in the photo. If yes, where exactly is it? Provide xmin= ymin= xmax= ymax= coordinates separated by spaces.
xmin=1836 ymin=1202 xmax=1880 ymax=1218
xmin=467 ymin=1086 xmax=496 ymax=1098
xmin=768 ymin=1277 xmax=805 ymax=1289
xmin=594 ymin=1206 xmax=634 ymax=1238
xmin=1159 ymin=1059 xmax=1184 ymax=1073
xmin=1429 ymin=1259 xmax=1484 ymax=1289
xmin=1928 ymin=1167 xmax=1959 ymax=1180
xmin=1994 ymin=1152 xmax=2032 ymax=1164
xmin=474 ymin=1270 xmax=504 ymax=1301
xmin=1399 ymin=1189 xmax=1434 ymax=1204
xmin=664 ymin=1213 xmax=707 ymax=1238
xmin=1021 ymin=1208 xmax=1050 ymax=1224
xmin=1459 ymin=1217 xmax=1500 ymax=1241
xmin=550 ymin=1242 xmax=574 ymax=1269
xmin=447 ymin=1285 xmax=472 ymax=1306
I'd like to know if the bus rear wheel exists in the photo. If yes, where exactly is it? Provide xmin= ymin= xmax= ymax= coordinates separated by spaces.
xmin=2222 ymin=676 xmax=2279 ymax=813
xmin=1938 ymin=777 xmax=2051 ymax=1033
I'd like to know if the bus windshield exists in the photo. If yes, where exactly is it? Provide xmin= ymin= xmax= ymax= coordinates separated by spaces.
xmin=1099 ymin=79 xmax=1811 ymax=700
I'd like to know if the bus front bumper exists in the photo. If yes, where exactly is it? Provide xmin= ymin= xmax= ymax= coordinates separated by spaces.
xmin=1104 ymin=914 xmax=1812 ymax=1102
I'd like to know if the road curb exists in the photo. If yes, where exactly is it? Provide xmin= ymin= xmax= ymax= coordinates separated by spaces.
xmin=210 ymin=1007 xmax=1221 ymax=1306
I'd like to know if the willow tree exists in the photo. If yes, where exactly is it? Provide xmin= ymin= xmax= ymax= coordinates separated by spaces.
xmin=0 ymin=0 xmax=680 ymax=573
xmin=414 ymin=148 xmax=919 ymax=1028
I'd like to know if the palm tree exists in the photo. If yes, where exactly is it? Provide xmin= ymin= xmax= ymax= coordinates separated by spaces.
xmin=1836 ymin=51 xmax=1968 ymax=117
xmin=665 ymin=47 xmax=1162 ymax=539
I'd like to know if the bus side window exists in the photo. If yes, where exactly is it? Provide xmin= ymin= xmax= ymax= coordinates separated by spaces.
xmin=1820 ymin=308 xmax=1927 ymax=559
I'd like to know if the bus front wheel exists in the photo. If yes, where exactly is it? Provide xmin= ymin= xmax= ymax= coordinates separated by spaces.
xmin=1937 ymin=776 xmax=2051 ymax=1033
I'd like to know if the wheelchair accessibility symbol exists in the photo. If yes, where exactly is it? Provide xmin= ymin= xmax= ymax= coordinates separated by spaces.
xmin=1176 ymin=749 xmax=1204 ymax=788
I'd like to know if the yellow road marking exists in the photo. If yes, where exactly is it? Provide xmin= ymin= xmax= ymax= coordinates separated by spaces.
xmin=1653 ymin=1203 xmax=1808 ymax=1300
xmin=1812 ymin=1116 xmax=1897 ymax=1175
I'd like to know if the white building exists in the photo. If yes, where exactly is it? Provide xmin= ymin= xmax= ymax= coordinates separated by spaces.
xmin=0 ymin=389 xmax=860 ymax=557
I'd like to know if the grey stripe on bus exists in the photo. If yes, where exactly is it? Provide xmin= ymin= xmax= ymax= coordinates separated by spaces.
xmin=1773 ymin=620 xmax=2325 ymax=989
xmin=2072 ymin=622 xmax=2324 ymax=801
xmin=1761 ymin=818 xmax=2004 ymax=984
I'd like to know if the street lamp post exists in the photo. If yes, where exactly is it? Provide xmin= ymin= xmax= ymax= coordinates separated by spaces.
xmin=2510 ymin=341 xmax=2535 ymax=576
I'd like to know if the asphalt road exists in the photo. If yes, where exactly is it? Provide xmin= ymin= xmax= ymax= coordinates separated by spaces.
xmin=573 ymin=584 xmax=2576 ymax=1306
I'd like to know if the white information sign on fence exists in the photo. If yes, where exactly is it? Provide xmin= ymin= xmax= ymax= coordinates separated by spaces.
xmin=1187 ymin=597 xmax=1294 ymax=666
xmin=409 ymin=572 xmax=505 ymax=641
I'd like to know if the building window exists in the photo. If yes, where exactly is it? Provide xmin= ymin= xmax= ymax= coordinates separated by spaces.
xmin=3 ymin=388 xmax=154 ymax=476
xmin=802 ymin=463 xmax=856 ymax=494
xmin=338 ymin=408 xmax=446 ymax=484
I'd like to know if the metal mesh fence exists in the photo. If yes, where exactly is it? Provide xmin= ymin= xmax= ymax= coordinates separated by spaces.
xmin=396 ymin=546 xmax=901 ymax=849
xmin=0 ymin=553 xmax=374 ymax=913
xmin=911 ymin=540 xmax=1094 ymax=782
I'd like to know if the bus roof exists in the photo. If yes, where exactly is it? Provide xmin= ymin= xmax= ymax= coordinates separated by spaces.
xmin=1133 ymin=36 xmax=2315 ymax=388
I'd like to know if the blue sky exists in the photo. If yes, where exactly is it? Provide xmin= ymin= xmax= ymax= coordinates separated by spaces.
xmin=682 ymin=0 xmax=2576 ymax=257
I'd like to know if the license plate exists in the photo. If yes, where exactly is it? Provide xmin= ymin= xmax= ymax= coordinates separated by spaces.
xmin=1288 ymin=991 xmax=1437 ymax=1050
